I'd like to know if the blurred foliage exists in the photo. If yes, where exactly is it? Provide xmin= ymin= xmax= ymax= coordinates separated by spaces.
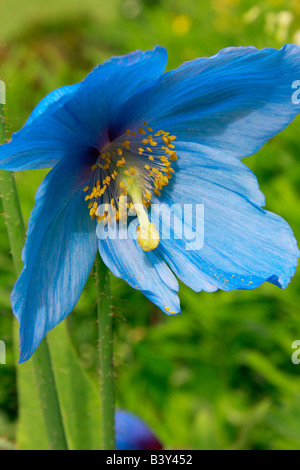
xmin=0 ymin=0 xmax=300 ymax=450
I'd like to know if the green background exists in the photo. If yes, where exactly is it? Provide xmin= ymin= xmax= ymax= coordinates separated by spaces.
xmin=1 ymin=0 xmax=300 ymax=450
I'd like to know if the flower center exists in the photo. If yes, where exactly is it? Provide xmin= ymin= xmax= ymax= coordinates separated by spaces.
xmin=83 ymin=121 xmax=178 ymax=251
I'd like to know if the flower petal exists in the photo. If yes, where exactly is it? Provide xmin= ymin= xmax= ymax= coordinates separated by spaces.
xmin=175 ymin=141 xmax=266 ymax=207
xmin=97 ymin=219 xmax=180 ymax=315
xmin=151 ymin=143 xmax=299 ymax=292
xmin=24 ymin=84 xmax=80 ymax=128
xmin=0 ymin=46 xmax=167 ymax=171
xmin=113 ymin=44 xmax=300 ymax=159
xmin=61 ymin=46 xmax=168 ymax=148
xmin=116 ymin=410 xmax=163 ymax=450
xmin=0 ymin=84 xmax=80 ymax=170
xmin=12 ymin=150 xmax=98 ymax=363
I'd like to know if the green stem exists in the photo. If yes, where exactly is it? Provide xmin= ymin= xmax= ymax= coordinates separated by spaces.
xmin=0 ymin=105 xmax=68 ymax=450
xmin=95 ymin=254 xmax=115 ymax=450
xmin=32 ymin=340 xmax=68 ymax=450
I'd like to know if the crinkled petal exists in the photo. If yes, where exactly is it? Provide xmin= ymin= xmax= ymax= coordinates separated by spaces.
xmin=0 ymin=46 xmax=167 ymax=171
xmin=113 ymin=44 xmax=300 ymax=159
xmin=151 ymin=143 xmax=299 ymax=292
xmin=24 ymin=84 xmax=80 ymax=128
xmin=12 ymin=150 xmax=98 ymax=363
xmin=0 ymin=84 xmax=80 ymax=170
xmin=60 ymin=46 xmax=168 ymax=149
xmin=97 ymin=219 xmax=180 ymax=315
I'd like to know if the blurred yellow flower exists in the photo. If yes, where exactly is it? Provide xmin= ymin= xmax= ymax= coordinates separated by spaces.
xmin=293 ymin=29 xmax=300 ymax=45
xmin=172 ymin=15 xmax=191 ymax=36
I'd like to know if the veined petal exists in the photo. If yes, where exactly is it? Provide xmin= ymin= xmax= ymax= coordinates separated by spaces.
xmin=0 ymin=84 xmax=80 ymax=171
xmin=61 ymin=46 xmax=168 ymax=148
xmin=24 ymin=84 xmax=80 ymax=128
xmin=12 ymin=149 xmax=98 ymax=363
xmin=151 ymin=144 xmax=299 ymax=292
xmin=0 ymin=46 xmax=167 ymax=171
xmin=83 ymin=46 xmax=168 ymax=127
xmin=174 ymin=141 xmax=266 ymax=207
xmin=113 ymin=44 xmax=300 ymax=159
xmin=98 ymin=219 xmax=180 ymax=315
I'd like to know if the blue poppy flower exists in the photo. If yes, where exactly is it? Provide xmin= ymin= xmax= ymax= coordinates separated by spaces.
xmin=0 ymin=45 xmax=299 ymax=363
xmin=115 ymin=409 xmax=163 ymax=450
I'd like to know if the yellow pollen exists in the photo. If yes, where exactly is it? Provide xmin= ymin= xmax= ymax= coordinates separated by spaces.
xmin=116 ymin=158 xmax=125 ymax=167
xmin=84 ymin=126 xmax=177 ymax=223
xmin=122 ymin=140 xmax=130 ymax=149
xmin=165 ymin=148 xmax=176 ymax=155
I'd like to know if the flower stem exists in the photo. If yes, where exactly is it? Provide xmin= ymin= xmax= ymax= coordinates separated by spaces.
xmin=95 ymin=253 xmax=115 ymax=450
xmin=0 ymin=105 xmax=68 ymax=450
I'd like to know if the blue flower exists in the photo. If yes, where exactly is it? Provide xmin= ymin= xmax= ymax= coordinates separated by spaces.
xmin=115 ymin=409 xmax=162 ymax=450
xmin=0 ymin=45 xmax=299 ymax=363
